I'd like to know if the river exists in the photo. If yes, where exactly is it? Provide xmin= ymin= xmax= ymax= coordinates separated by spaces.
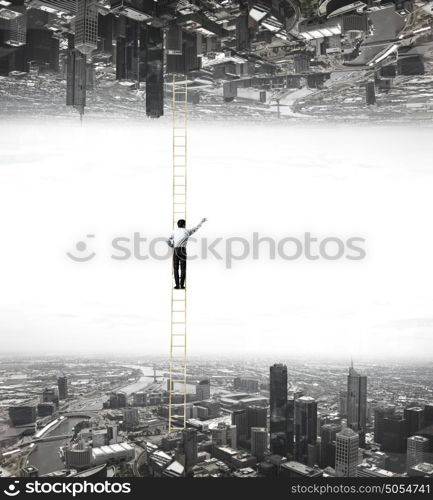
xmin=26 ymin=417 xmax=86 ymax=475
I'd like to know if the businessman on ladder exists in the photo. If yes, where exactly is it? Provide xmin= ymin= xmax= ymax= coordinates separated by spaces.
xmin=167 ymin=218 xmax=207 ymax=289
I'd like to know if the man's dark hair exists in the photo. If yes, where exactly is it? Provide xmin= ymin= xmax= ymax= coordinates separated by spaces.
xmin=177 ymin=219 xmax=186 ymax=228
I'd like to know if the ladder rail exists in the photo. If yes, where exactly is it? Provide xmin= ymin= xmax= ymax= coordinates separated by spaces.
xmin=169 ymin=75 xmax=188 ymax=433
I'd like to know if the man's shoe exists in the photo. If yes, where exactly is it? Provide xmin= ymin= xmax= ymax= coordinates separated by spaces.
xmin=174 ymin=286 xmax=180 ymax=289
xmin=180 ymin=286 xmax=185 ymax=290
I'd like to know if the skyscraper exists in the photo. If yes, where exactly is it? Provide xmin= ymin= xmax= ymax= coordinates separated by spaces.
xmin=180 ymin=428 xmax=197 ymax=476
xmin=374 ymin=405 xmax=395 ymax=445
xmin=347 ymin=362 xmax=367 ymax=445
xmin=270 ymin=363 xmax=288 ymax=456
xmin=232 ymin=409 xmax=248 ymax=446
xmin=66 ymin=36 xmax=87 ymax=114
xmin=211 ymin=422 xmax=237 ymax=448
xmin=295 ymin=396 xmax=317 ymax=463
xmin=335 ymin=427 xmax=359 ymax=477
xmin=75 ymin=0 xmax=98 ymax=55
xmin=407 ymin=435 xmax=429 ymax=471
xmin=196 ymin=379 xmax=211 ymax=401
xmin=57 ymin=375 xmax=68 ymax=400
xmin=404 ymin=407 xmax=425 ymax=437
xmin=246 ymin=405 xmax=267 ymax=438
xmin=251 ymin=427 xmax=268 ymax=461
xmin=320 ymin=423 xmax=341 ymax=468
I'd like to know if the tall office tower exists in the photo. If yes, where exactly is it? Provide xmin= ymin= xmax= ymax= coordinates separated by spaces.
xmin=166 ymin=32 xmax=200 ymax=75
xmin=335 ymin=427 xmax=359 ymax=477
xmin=295 ymin=396 xmax=318 ymax=463
xmin=270 ymin=363 xmax=288 ymax=456
xmin=66 ymin=36 xmax=87 ymax=114
xmin=320 ymin=423 xmax=342 ymax=468
xmin=115 ymin=19 xmax=140 ymax=81
xmin=404 ymin=407 xmax=425 ymax=436
xmin=145 ymin=26 xmax=163 ymax=118
xmin=287 ymin=398 xmax=295 ymax=457
xmin=232 ymin=409 xmax=248 ymax=446
xmin=29 ymin=1 xmax=77 ymax=14
xmin=234 ymin=377 xmax=259 ymax=393
xmin=339 ymin=390 xmax=348 ymax=417
xmin=251 ymin=427 xmax=268 ymax=461
xmin=211 ymin=422 xmax=237 ymax=448
xmin=374 ymin=405 xmax=395 ymax=444
xmin=166 ymin=25 xmax=183 ymax=55
xmin=75 ymin=0 xmax=98 ymax=55
xmin=9 ymin=405 xmax=37 ymax=426
xmin=382 ymin=416 xmax=408 ymax=453
xmin=425 ymin=404 xmax=433 ymax=427
xmin=179 ymin=428 xmax=198 ymax=475
xmin=123 ymin=407 xmax=140 ymax=428
xmin=366 ymin=81 xmax=376 ymax=105
xmin=196 ymin=379 xmax=211 ymax=401
xmin=0 ymin=3 xmax=26 ymax=48
xmin=42 ymin=387 xmax=59 ymax=407
xmin=347 ymin=362 xmax=367 ymax=445
xmin=57 ymin=375 xmax=68 ymax=400
xmin=247 ymin=405 xmax=267 ymax=438
xmin=407 ymin=435 xmax=429 ymax=471
xmin=235 ymin=13 xmax=249 ymax=51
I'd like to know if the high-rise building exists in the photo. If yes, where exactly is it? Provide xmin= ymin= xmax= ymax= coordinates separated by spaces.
xmin=335 ymin=427 xmax=359 ymax=477
xmin=407 ymin=435 xmax=429 ymax=471
xmin=75 ymin=0 xmax=98 ymax=55
xmin=133 ymin=392 xmax=147 ymax=406
xmin=9 ymin=405 xmax=37 ymax=426
xmin=339 ymin=390 xmax=348 ymax=417
xmin=374 ymin=405 xmax=395 ymax=445
xmin=404 ymin=407 xmax=425 ymax=437
xmin=123 ymin=407 xmax=140 ymax=428
xmin=1 ymin=5 xmax=26 ymax=48
xmin=295 ymin=396 xmax=318 ymax=463
xmin=179 ymin=428 xmax=198 ymax=475
xmin=251 ymin=427 xmax=268 ymax=461
xmin=347 ymin=362 xmax=367 ymax=445
xmin=145 ymin=26 xmax=163 ymax=118
xmin=234 ymin=377 xmax=259 ymax=393
xmin=211 ymin=422 xmax=237 ymax=448
xmin=196 ymin=379 xmax=211 ymax=401
xmin=382 ymin=416 xmax=408 ymax=454
xmin=232 ymin=409 xmax=248 ymax=446
xmin=66 ymin=36 xmax=87 ymax=114
xmin=29 ymin=1 xmax=77 ymax=14
xmin=270 ymin=363 xmax=288 ymax=456
xmin=57 ymin=375 xmax=68 ymax=400
xmin=42 ymin=387 xmax=59 ymax=407
xmin=37 ymin=402 xmax=55 ymax=417
xmin=424 ymin=404 xmax=433 ymax=427
xmin=246 ymin=405 xmax=267 ymax=438
xmin=320 ymin=423 xmax=341 ymax=468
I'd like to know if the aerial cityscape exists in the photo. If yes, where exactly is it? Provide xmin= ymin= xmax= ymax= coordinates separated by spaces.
xmin=1 ymin=0 xmax=433 ymax=488
xmin=0 ymin=0 xmax=432 ymax=120
xmin=0 ymin=356 xmax=432 ymax=478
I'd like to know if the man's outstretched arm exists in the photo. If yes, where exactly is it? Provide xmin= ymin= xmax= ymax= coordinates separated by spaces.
xmin=186 ymin=218 xmax=207 ymax=237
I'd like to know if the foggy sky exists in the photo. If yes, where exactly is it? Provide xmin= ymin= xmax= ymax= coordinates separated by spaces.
xmin=1 ymin=119 xmax=433 ymax=360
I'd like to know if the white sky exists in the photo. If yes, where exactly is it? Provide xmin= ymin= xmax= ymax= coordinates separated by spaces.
xmin=0 ymin=119 xmax=433 ymax=360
